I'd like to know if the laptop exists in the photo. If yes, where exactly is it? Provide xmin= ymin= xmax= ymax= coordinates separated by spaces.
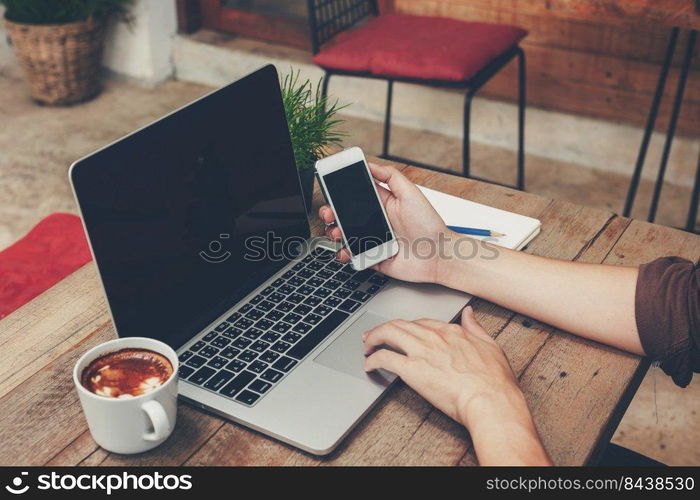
xmin=69 ymin=65 xmax=470 ymax=455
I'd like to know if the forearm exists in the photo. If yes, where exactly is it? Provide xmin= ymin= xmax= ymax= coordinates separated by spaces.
xmin=461 ymin=390 xmax=551 ymax=466
xmin=438 ymin=232 xmax=644 ymax=355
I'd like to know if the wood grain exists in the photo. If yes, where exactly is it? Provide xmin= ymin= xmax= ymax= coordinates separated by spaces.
xmin=478 ymin=52 xmax=700 ymax=135
xmin=401 ymin=0 xmax=700 ymax=31
xmin=0 ymin=313 xmax=113 ymax=465
xmin=0 ymin=263 xmax=108 ymax=399
xmin=394 ymin=170 xmax=629 ymax=465
xmin=395 ymin=0 xmax=700 ymax=135
xmin=396 ymin=0 xmax=700 ymax=60
xmin=516 ymin=219 xmax=700 ymax=465
xmin=491 ymin=43 xmax=700 ymax=104
xmin=195 ymin=0 xmax=700 ymax=133
xmin=0 ymin=162 xmax=697 ymax=466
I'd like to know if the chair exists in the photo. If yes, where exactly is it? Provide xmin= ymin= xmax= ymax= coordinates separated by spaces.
xmin=622 ymin=27 xmax=699 ymax=233
xmin=308 ymin=0 xmax=527 ymax=190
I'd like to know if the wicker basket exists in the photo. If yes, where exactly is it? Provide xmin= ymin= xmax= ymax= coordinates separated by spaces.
xmin=4 ymin=16 xmax=106 ymax=105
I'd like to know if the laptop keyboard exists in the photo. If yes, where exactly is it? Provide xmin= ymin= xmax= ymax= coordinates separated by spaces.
xmin=177 ymin=247 xmax=389 ymax=407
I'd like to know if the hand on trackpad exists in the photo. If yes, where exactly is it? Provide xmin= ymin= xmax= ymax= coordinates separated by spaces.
xmin=313 ymin=311 xmax=397 ymax=386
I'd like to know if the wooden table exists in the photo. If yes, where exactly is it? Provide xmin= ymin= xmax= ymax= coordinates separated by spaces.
xmin=1 ymin=161 xmax=698 ymax=466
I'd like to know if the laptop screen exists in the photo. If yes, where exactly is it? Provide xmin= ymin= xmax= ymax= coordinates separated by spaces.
xmin=71 ymin=66 xmax=309 ymax=350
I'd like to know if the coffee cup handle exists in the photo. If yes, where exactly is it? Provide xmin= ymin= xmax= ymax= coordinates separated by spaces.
xmin=141 ymin=400 xmax=171 ymax=442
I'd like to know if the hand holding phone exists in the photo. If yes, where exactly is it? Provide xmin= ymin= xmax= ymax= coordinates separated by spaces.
xmin=319 ymin=159 xmax=450 ymax=284
xmin=315 ymin=147 xmax=399 ymax=270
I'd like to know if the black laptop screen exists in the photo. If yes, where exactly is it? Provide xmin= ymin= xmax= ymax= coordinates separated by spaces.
xmin=71 ymin=66 xmax=309 ymax=350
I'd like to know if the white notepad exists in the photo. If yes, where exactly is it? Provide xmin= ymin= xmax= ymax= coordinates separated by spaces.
xmin=418 ymin=185 xmax=541 ymax=251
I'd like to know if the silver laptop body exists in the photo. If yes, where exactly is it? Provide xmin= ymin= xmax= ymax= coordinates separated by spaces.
xmin=178 ymin=238 xmax=469 ymax=454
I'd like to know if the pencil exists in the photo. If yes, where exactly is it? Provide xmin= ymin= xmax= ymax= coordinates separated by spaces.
xmin=447 ymin=225 xmax=505 ymax=237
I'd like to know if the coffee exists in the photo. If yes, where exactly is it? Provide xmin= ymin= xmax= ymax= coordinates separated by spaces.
xmin=81 ymin=348 xmax=174 ymax=398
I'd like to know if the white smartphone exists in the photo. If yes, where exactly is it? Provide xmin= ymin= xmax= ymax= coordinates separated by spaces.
xmin=315 ymin=147 xmax=399 ymax=271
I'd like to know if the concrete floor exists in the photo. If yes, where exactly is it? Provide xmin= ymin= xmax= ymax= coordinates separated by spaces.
xmin=0 ymin=50 xmax=697 ymax=464
xmin=337 ymin=117 xmax=696 ymax=232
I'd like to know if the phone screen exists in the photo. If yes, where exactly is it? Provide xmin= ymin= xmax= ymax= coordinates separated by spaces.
xmin=323 ymin=161 xmax=392 ymax=256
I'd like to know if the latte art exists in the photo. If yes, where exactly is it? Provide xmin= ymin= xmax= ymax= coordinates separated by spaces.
xmin=81 ymin=348 xmax=174 ymax=398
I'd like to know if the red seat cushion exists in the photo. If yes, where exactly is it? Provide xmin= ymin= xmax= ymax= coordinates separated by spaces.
xmin=0 ymin=213 xmax=92 ymax=319
xmin=313 ymin=14 xmax=527 ymax=82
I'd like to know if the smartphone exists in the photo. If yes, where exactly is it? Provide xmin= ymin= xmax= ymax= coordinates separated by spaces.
xmin=315 ymin=147 xmax=399 ymax=271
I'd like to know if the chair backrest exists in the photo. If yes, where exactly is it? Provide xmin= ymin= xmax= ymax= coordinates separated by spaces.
xmin=307 ymin=0 xmax=378 ymax=54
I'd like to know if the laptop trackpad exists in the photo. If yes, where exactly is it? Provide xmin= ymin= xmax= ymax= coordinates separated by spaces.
xmin=314 ymin=311 xmax=397 ymax=385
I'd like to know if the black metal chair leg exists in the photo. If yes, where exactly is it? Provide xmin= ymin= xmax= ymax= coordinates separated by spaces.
xmin=321 ymin=71 xmax=332 ymax=101
xmin=623 ymin=28 xmax=679 ymax=217
xmin=517 ymin=47 xmax=526 ymax=191
xmin=382 ymin=79 xmax=394 ymax=158
xmin=686 ymin=154 xmax=700 ymax=233
xmin=462 ymin=92 xmax=474 ymax=178
xmin=648 ymin=29 xmax=697 ymax=223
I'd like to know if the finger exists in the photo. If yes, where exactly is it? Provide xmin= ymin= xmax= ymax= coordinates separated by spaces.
xmin=363 ymin=321 xmax=424 ymax=355
xmin=368 ymin=164 xmax=417 ymax=198
xmin=414 ymin=318 xmax=452 ymax=331
xmin=362 ymin=318 xmax=428 ymax=343
xmin=375 ymin=183 xmax=392 ymax=206
xmin=319 ymin=205 xmax=336 ymax=225
xmin=460 ymin=306 xmax=492 ymax=340
xmin=371 ymin=260 xmax=389 ymax=276
xmin=364 ymin=349 xmax=407 ymax=375
xmin=390 ymin=319 xmax=437 ymax=340
xmin=336 ymin=247 xmax=351 ymax=263
xmin=324 ymin=225 xmax=343 ymax=241
xmin=413 ymin=318 xmax=463 ymax=343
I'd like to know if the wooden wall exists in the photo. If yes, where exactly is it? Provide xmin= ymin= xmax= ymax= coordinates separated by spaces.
xmin=390 ymin=0 xmax=700 ymax=136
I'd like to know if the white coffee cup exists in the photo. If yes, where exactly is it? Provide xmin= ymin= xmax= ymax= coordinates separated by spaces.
xmin=73 ymin=337 xmax=179 ymax=454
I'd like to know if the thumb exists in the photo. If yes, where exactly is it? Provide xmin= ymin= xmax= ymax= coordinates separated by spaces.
xmin=460 ymin=306 xmax=491 ymax=340
xmin=376 ymin=183 xmax=392 ymax=206
xmin=369 ymin=164 xmax=417 ymax=199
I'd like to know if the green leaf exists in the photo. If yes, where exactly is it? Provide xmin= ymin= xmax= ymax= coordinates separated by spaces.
xmin=280 ymin=68 xmax=349 ymax=172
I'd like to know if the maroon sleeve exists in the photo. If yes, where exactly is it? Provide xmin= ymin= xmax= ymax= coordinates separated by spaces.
xmin=635 ymin=257 xmax=700 ymax=387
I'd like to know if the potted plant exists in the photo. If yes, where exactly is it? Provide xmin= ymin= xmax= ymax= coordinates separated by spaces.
xmin=1 ymin=0 xmax=131 ymax=105
xmin=281 ymin=70 xmax=347 ymax=214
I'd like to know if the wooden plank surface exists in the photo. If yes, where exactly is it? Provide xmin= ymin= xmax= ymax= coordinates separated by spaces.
xmin=0 ymin=162 xmax=697 ymax=466
xmin=397 ymin=0 xmax=700 ymax=65
xmin=395 ymin=0 xmax=700 ymax=135
xmin=520 ymin=219 xmax=700 ymax=465
xmin=398 ymin=167 xmax=628 ymax=466
xmin=401 ymin=0 xmax=700 ymax=30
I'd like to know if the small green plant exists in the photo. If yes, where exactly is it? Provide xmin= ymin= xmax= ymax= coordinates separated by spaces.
xmin=281 ymin=70 xmax=348 ymax=171
xmin=1 ymin=0 xmax=131 ymax=24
